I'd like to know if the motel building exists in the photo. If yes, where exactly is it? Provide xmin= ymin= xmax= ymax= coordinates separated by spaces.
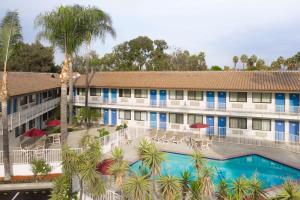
xmin=73 ymin=71 xmax=300 ymax=143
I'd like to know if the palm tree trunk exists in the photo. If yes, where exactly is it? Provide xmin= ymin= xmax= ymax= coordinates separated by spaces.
xmin=2 ymin=98 xmax=11 ymax=181
xmin=61 ymin=82 xmax=68 ymax=144
xmin=79 ymin=179 xmax=83 ymax=200
xmin=68 ymin=60 xmax=73 ymax=126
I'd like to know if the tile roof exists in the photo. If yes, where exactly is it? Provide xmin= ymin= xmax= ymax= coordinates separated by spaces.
xmin=0 ymin=72 xmax=60 ymax=96
xmin=74 ymin=71 xmax=300 ymax=92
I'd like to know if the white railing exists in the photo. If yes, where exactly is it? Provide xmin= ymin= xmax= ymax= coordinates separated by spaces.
xmin=275 ymin=105 xmax=285 ymax=113
xmin=82 ymin=189 xmax=122 ymax=200
xmin=0 ymin=148 xmax=82 ymax=164
xmin=99 ymin=128 xmax=127 ymax=153
xmin=218 ymin=103 xmax=226 ymax=110
xmin=290 ymin=106 xmax=300 ymax=113
xmin=206 ymin=102 xmax=215 ymax=109
xmin=0 ymin=98 xmax=60 ymax=131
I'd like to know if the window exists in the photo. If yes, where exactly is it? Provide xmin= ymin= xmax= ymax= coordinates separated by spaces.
xmin=119 ymin=89 xmax=131 ymax=98
xmin=43 ymin=92 xmax=48 ymax=99
xmin=48 ymin=90 xmax=53 ymax=98
xmin=252 ymin=93 xmax=272 ymax=103
xmin=77 ymin=88 xmax=86 ymax=96
xmin=188 ymin=114 xmax=203 ymax=125
xmin=169 ymin=90 xmax=184 ymax=100
xmin=252 ymin=119 xmax=271 ymax=131
xmin=119 ymin=110 xmax=131 ymax=120
xmin=229 ymin=92 xmax=247 ymax=102
xmin=29 ymin=95 xmax=36 ymax=103
xmin=90 ymin=88 xmax=101 ymax=96
xmin=134 ymin=111 xmax=147 ymax=121
xmin=29 ymin=119 xmax=35 ymax=129
xmin=43 ymin=113 xmax=48 ymax=121
xmin=169 ymin=113 xmax=184 ymax=124
xmin=229 ymin=117 xmax=247 ymax=129
xmin=20 ymin=96 xmax=28 ymax=106
xmin=20 ymin=124 xmax=26 ymax=135
xmin=134 ymin=89 xmax=148 ymax=98
xmin=188 ymin=91 xmax=203 ymax=101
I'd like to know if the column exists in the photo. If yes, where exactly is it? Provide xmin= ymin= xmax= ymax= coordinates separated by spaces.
xmin=285 ymin=93 xmax=289 ymax=113
xmin=284 ymin=120 xmax=289 ymax=142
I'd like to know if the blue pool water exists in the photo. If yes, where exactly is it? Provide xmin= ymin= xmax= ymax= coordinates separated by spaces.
xmin=130 ymin=153 xmax=300 ymax=189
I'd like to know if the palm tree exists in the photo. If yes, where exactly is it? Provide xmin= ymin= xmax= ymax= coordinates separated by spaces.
xmin=50 ymin=174 xmax=70 ymax=200
xmin=124 ymin=173 xmax=151 ymax=200
xmin=190 ymin=180 xmax=203 ymax=200
xmin=158 ymin=174 xmax=181 ymax=200
xmin=271 ymin=180 xmax=300 ymax=200
xmin=277 ymin=56 xmax=285 ymax=70
xmin=248 ymin=175 xmax=266 ymax=200
xmin=232 ymin=176 xmax=250 ymax=200
xmin=233 ymin=56 xmax=239 ymax=69
xmin=216 ymin=179 xmax=229 ymax=200
xmin=240 ymin=54 xmax=248 ymax=70
xmin=77 ymin=107 xmax=100 ymax=128
xmin=192 ymin=150 xmax=205 ymax=174
xmin=201 ymin=167 xmax=214 ymax=199
xmin=80 ymin=7 xmax=116 ymax=111
xmin=35 ymin=5 xmax=86 ymax=144
xmin=180 ymin=170 xmax=192 ymax=200
xmin=0 ymin=10 xmax=22 ymax=181
xmin=138 ymin=140 xmax=165 ymax=200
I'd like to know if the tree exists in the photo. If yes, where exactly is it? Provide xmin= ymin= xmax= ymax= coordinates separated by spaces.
xmin=190 ymin=180 xmax=203 ymax=200
xmin=240 ymin=54 xmax=248 ymax=70
xmin=256 ymin=58 xmax=266 ymax=70
xmin=4 ymin=42 xmax=58 ymax=72
xmin=271 ymin=180 xmax=300 ymax=200
xmin=201 ymin=167 xmax=214 ymax=199
xmin=232 ymin=56 xmax=238 ymax=69
xmin=248 ymin=175 xmax=266 ymax=200
xmin=277 ymin=56 xmax=285 ymax=70
xmin=76 ymin=107 xmax=100 ymax=127
xmin=0 ymin=10 xmax=22 ymax=181
xmin=124 ymin=174 xmax=151 ymax=200
xmin=30 ymin=159 xmax=52 ymax=181
xmin=180 ymin=170 xmax=192 ymax=200
xmin=210 ymin=65 xmax=222 ymax=71
xmin=232 ymin=176 xmax=250 ymax=200
xmin=158 ymin=174 xmax=181 ymax=200
xmin=36 ymin=5 xmax=87 ymax=144
xmin=50 ymin=175 xmax=71 ymax=200
xmin=216 ymin=179 xmax=229 ymax=200
xmin=192 ymin=151 xmax=205 ymax=174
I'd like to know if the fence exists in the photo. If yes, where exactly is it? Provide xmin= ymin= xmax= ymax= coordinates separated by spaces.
xmin=82 ymin=189 xmax=122 ymax=200
xmin=0 ymin=148 xmax=82 ymax=164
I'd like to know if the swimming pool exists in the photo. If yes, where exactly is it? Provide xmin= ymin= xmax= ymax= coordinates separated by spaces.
xmin=130 ymin=152 xmax=300 ymax=189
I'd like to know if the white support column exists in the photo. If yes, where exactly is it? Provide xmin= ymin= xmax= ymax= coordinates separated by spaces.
xmin=284 ymin=120 xmax=289 ymax=142
xmin=214 ymin=91 xmax=218 ymax=109
xmin=285 ymin=93 xmax=290 ymax=113
xmin=247 ymin=118 xmax=252 ymax=137
xmin=214 ymin=116 xmax=218 ymax=135
xmin=183 ymin=113 xmax=188 ymax=130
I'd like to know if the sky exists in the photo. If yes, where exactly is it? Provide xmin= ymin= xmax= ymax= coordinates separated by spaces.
xmin=1 ymin=0 xmax=300 ymax=68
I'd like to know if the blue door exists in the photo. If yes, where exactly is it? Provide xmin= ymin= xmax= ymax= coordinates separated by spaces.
xmin=275 ymin=93 xmax=285 ymax=112
xmin=150 ymin=90 xmax=157 ymax=106
xmin=7 ymin=99 xmax=11 ymax=115
xmin=111 ymin=109 xmax=117 ymax=126
xmin=218 ymin=92 xmax=226 ymax=109
xmin=73 ymin=88 xmax=77 ymax=97
xmin=206 ymin=116 xmax=214 ymax=135
xmin=150 ymin=112 xmax=157 ymax=129
xmin=290 ymin=94 xmax=299 ymax=113
xmin=111 ymin=89 xmax=117 ymax=103
xmin=207 ymin=92 xmax=215 ymax=109
xmin=218 ymin=117 xmax=226 ymax=137
xmin=13 ymin=97 xmax=17 ymax=113
xmin=103 ymin=88 xmax=109 ymax=104
xmin=159 ymin=113 xmax=167 ymax=130
xmin=103 ymin=109 xmax=109 ymax=125
xmin=289 ymin=121 xmax=299 ymax=142
xmin=159 ymin=90 xmax=166 ymax=106
xmin=275 ymin=120 xmax=285 ymax=141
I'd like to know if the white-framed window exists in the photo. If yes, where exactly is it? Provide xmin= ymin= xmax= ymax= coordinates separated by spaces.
xmin=229 ymin=92 xmax=247 ymax=102
xmin=42 ymin=113 xmax=48 ymax=121
xmin=252 ymin=118 xmax=271 ymax=131
xmin=29 ymin=94 xmax=36 ymax=103
xmin=29 ymin=119 xmax=35 ymax=129
xmin=169 ymin=113 xmax=184 ymax=124
xmin=252 ymin=93 xmax=272 ymax=103
xmin=229 ymin=117 xmax=247 ymax=129
xmin=77 ymin=88 xmax=86 ymax=96
xmin=134 ymin=89 xmax=148 ymax=98
xmin=119 ymin=89 xmax=131 ymax=98
xmin=188 ymin=91 xmax=203 ymax=101
xmin=20 ymin=96 xmax=28 ymax=106
xmin=48 ymin=90 xmax=53 ymax=98
xmin=188 ymin=114 xmax=203 ymax=125
xmin=119 ymin=110 xmax=131 ymax=120
xmin=90 ymin=88 xmax=101 ymax=96
xmin=43 ymin=92 xmax=48 ymax=99
xmin=134 ymin=111 xmax=147 ymax=121
xmin=20 ymin=123 xmax=26 ymax=135
xmin=169 ymin=90 xmax=184 ymax=100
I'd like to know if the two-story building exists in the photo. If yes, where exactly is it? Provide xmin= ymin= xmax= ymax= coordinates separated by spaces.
xmin=0 ymin=72 xmax=60 ymax=147
xmin=73 ymin=71 xmax=300 ymax=143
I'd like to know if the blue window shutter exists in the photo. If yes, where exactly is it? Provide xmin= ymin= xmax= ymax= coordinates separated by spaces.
xmin=7 ymin=99 xmax=11 ymax=114
xmin=13 ymin=97 xmax=17 ymax=113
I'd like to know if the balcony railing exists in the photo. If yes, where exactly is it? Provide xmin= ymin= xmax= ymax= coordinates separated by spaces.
xmin=206 ymin=102 xmax=215 ymax=109
xmin=290 ymin=106 xmax=300 ymax=113
xmin=0 ymin=98 xmax=60 ymax=131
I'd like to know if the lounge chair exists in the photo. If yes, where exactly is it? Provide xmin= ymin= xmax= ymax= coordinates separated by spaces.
xmin=161 ymin=132 xmax=175 ymax=143
xmin=173 ymin=134 xmax=185 ymax=144
xmin=150 ymin=130 xmax=157 ymax=140
xmin=152 ymin=132 xmax=166 ymax=142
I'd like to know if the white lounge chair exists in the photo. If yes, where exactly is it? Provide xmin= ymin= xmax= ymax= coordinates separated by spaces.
xmin=161 ymin=132 xmax=175 ymax=143
xmin=173 ymin=134 xmax=185 ymax=144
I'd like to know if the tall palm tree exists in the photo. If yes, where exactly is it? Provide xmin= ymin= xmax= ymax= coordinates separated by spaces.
xmin=271 ymin=180 xmax=300 ymax=200
xmin=158 ymin=174 xmax=181 ymax=200
xmin=232 ymin=56 xmax=239 ymax=69
xmin=0 ymin=10 xmax=22 ymax=181
xmin=180 ymin=170 xmax=192 ymax=200
xmin=190 ymin=180 xmax=203 ymax=200
xmin=248 ymin=175 xmax=266 ymax=200
xmin=232 ymin=176 xmax=250 ymax=200
xmin=124 ymin=173 xmax=151 ymax=200
xmin=138 ymin=140 xmax=165 ymax=200
xmin=216 ymin=179 xmax=229 ymax=200
xmin=192 ymin=150 xmax=205 ymax=175
xmin=35 ymin=5 xmax=86 ymax=144
xmin=240 ymin=54 xmax=248 ymax=70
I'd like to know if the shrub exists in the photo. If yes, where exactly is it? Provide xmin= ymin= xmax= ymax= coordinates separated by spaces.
xmin=30 ymin=159 xmax=52 ymax=181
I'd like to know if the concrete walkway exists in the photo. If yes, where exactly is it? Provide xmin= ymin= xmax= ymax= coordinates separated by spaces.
xmin=0 ymin=182 xmax=53 ymax=191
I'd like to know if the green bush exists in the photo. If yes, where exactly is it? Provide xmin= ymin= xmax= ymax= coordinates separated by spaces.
xmin=98 ymin=128 xmax=110 ymax=137
xmin=30 ymin=159 xmax=52 ymax=181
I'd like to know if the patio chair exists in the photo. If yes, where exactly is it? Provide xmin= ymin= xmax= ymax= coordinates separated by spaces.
xmin=201 ymin=140 xmax=209 ymax=150
xmin=161 ymin=132 xmax=175 ymax=143
xmin=173 ymin=134 xmax=185 ymax=144
xmin=150 ymin=130 xmax=157 ymax=140
xmin=124 ymin=133 xmax=133 ymax=145
xmin=152 ymin=132 xmax=166 ymax=142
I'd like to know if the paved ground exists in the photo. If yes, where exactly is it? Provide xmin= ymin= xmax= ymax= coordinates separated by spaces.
xmin=0 ymin=189 xmax=51 ymax=200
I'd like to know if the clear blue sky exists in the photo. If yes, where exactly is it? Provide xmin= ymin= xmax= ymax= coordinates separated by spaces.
xmin=1 ymin=0 xmax=300 ymax=68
